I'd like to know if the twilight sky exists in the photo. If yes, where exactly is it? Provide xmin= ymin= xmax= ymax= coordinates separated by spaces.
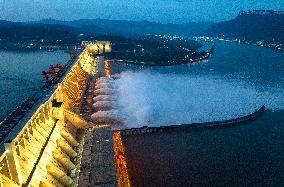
xmin=0 ymin=0 xmax=283 ymax=23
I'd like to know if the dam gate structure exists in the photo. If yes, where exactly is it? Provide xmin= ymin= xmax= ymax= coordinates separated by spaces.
xmin=0 ymin=42 xmax=120 ymax=187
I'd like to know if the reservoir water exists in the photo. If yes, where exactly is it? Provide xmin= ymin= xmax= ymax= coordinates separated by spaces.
xmin=0 ymin=50 xmax=69 ymax=119
xmin=112 ymin=42 xmax=284 ymax=186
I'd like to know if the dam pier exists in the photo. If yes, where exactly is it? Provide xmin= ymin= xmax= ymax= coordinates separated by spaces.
xmin=0 ymin=41 xmax=121 ymax=187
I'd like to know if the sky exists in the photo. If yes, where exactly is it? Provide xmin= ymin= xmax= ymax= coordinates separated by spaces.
xmin=0 ymin=0 xmax=283 ymax=23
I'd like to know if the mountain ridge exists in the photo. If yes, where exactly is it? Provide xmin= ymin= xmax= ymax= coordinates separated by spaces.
xmin=34 ymin=18 xmax=213 ymax=37
xmin=206 ymin=10 xmax=284 ymax=42
xmin=1 ymin=10 xmax=283 ymax=45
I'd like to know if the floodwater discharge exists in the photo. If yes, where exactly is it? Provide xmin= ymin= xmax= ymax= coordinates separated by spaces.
xmin=114 ymin=71 xmax=283 ymax=128
xmin=109 ymin=41 xmax=284 ymax=186
xmin=91 ymin=67 xmax=283 ymax=129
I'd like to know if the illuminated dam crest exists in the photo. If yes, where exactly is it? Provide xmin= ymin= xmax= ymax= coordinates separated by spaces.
xmin=0 ymin=42 xmax=124 ymax=187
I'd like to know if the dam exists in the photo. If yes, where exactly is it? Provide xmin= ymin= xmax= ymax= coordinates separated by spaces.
xmin=0 ymin=41 xmax=130 ymax=186
xmin=0 ymin=39 xmax=280 ymax=187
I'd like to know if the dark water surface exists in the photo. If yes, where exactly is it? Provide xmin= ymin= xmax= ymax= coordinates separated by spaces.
xmin=122 ymin=42 xmax=284 ymax=186
xmin=124 ymin=110 xmax=284 ymax=187
xmin=0 ymin=51 xmax=68 ymax=118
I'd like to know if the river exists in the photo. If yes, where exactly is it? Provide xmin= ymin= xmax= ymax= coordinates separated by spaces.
xmin=116 ymin=41 xmax=284 ymax=186
xmin=0 ymin=50 xmax=69 ymax=119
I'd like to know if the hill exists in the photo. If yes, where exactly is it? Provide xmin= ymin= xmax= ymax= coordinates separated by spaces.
xmin=0 ymin=23 xmax=79 ymax=41
xmin=206 ymin=10 xmax=284 ymax=43
xmin=37 ymin=19 xmax=213 ymax=37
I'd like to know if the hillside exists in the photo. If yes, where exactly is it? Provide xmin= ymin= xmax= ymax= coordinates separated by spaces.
xmin=0 ymin=22 xmax=85 ymax=50
xmin=206 ymin=10 xmax=284 ymax=43
xmin=0 ymin=23 xmax=79 ymax=41
xmin=0 ymin=19 xmax=212 ymax=42
xmin=37 ymin=19 xmax=213 ymax=37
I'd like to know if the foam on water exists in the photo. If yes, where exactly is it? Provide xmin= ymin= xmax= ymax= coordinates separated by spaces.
xmin=113 ymin=71 xmax=284 ymax=128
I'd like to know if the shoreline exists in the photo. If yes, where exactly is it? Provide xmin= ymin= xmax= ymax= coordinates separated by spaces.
xmin=107 ymin=45 xmax=215 ymax=66
xmin=194 ymin=36 xmax=284 ymax=53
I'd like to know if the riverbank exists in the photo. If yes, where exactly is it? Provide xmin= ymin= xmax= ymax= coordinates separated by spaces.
xmin=193 ymin=36 xmax=284 ymax=52
xmin=0 ymin=44 xmax=80 ymax=52
xmin=106 ymin=45 xmax=214 ymax=66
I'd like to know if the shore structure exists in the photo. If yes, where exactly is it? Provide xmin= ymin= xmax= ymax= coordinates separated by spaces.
xmin=0 ymin=41 xmax=125 ymax=187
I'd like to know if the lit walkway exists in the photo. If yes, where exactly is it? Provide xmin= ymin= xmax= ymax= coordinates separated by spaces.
xmin=79 ymin=127 xmax=116 ymax=187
